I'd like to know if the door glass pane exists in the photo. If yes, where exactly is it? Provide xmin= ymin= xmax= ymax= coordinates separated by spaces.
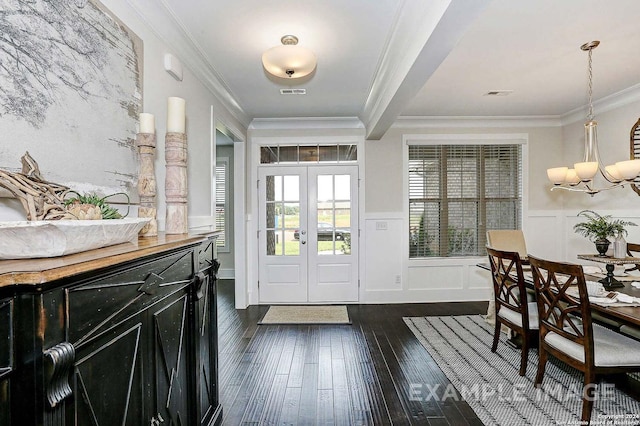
xmin=285 ymin=237 xmax=300 ymax=256
xmin=316 ymin=174 xmax=352 ymax=256
xmin=266 ymin=174 xmax=300 ymax=256
xmin=283 ymin=175 xmax=299 ymax=201
xmin=283 ymin=203 xmax=300 ymax=229
xmin=266 ymin=175 xmax=281 ymax=202
xmin=260 ymin=147 xmax=278 ymax=164
xmin=317 ymin=175 xmax=333 ymax=201
xmin=266 ymin=202 xmax=276 ymax=228
xmin=319 ymin=145 xmax=338 ymax=162
xmin=335 ymin=175 xmax=350 ymax=200
xmin=338 ymin=145 xmax=357 ymax=162
xmin=266 ymin=230 xmax=277 ymax=256
xmin=280 ymin=146 xmax=299 ymax=163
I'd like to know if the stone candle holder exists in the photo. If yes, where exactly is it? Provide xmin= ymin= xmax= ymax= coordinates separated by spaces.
xmin=136 ymin=132 xmax=158 ymax=237
xmin=165 ymin=131 xmax=188 ymax=234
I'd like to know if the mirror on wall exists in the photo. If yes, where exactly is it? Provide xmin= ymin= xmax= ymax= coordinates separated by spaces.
xmin=631 ymin=117 xmax=640 ymax=195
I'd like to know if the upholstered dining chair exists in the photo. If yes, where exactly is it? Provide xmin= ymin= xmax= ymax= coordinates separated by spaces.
xmin=529 ymin=256 xmax=640 ymax=424
xmin=486 ymin=230 xmax=532 ymax=326
xmin=486 ymin=230 xmax=528 ymax=260
xmin=487 ymin=247 xmax=539 ymax=376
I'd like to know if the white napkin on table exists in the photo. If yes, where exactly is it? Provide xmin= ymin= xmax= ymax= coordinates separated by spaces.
xmin=586 ymin=281 xmax=605 ymax=297
xmin=582 ymin=265 xmax=603 ymax=275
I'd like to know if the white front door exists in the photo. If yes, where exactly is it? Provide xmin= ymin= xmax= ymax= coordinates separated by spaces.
xmin=258 ymin=166 xmax=358 ymax=304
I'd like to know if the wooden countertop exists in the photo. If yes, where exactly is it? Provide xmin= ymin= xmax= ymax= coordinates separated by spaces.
xmin=0 ymin=231 xmax=221 ymax=287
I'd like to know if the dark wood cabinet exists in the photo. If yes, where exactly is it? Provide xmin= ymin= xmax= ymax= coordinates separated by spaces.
xmin=0 ymin=233 xmax=222 ymax=426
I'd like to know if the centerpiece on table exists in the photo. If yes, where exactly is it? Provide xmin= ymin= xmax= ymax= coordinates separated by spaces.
xmin=0 ymin=152 xmax=148 ymax=259
xmin=573 ymin=210 xmax=636 ymax=256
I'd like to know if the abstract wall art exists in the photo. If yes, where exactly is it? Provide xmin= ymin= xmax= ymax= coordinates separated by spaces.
xmin=0 ymin=0 xmax=143 ymax=201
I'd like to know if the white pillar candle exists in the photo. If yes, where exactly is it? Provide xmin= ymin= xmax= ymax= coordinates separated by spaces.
xmin=139 ymin=113 xmax=155 ymax=134
xmin=167 ymin=97 xmax=186 ymax=133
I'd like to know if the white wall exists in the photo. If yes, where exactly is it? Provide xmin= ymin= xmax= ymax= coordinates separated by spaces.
xmin=0 ymin=0 xmax=248 ymax=231
xmin=362 ymin=106 xmax=640 ymax=303
xmin=102 ymin=0 xmax=247 ymax=231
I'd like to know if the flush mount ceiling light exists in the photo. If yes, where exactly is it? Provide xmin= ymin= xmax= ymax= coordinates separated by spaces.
xmin=262 ymin=35 xmax=317 ymax=79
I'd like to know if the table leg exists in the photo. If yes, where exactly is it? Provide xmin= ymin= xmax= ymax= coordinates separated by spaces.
xmin=598 ymin=263 xmax=625 ymax=289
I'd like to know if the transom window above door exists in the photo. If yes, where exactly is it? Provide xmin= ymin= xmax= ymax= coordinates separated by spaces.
xmin=260 ymin=144 xmax=357 ymax=164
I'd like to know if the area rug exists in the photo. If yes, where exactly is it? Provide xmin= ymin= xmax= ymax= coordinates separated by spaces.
xmin=403 ymin=315 xmax=640 ymax=425
xmin=258 ymin=305 xmax=351 ymax=325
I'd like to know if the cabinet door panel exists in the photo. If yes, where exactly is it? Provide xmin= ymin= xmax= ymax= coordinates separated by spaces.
xmin=153 ymin=294 xmax=190 ymax=426
xmin=197 ymin=272 xmax=215 ymax=424
xmin=71 ymin=322 xmax=145 ymax=426
xmin=68 ymin=250 xmax=192 ymax=347
xmin=0 ymin=298 xmax=12 ymax=426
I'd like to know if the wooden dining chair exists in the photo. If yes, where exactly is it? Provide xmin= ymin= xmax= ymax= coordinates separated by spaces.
xmin=486 ymin=230 xmax=533 ymax=328
xmin=486 ymin=230 xmax=528 ymax=260
xmin=626 ymin=242 xmax=640 ymax=271
xmin=529 ymin=255 xmax=640 ymax=424
xmin=487 ymin=247 xmax=538 ymax=376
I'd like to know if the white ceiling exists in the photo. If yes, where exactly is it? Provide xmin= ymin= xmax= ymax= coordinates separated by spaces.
xmin=150 ymin=0 xmax=640 ymax=138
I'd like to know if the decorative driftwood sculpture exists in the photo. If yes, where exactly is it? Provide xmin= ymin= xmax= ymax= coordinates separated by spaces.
xmin=0 ymin=152 xmax=72 ymax=220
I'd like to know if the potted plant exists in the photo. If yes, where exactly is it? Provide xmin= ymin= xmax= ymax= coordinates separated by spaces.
xmin=573 ymin=210 xmax=636 ymax=256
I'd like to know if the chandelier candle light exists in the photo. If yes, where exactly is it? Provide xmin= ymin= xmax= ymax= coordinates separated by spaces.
xmin=547 ymin=40 xmax=640 ymax=195
xmin=165 ymin=97 xmax=188 ymax=234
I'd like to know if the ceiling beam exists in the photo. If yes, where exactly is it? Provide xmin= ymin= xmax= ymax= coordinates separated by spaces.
xmin=362 ymin=0 xmax=491 ymax=140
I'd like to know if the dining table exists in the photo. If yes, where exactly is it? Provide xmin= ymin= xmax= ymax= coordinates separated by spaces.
xmin=477 ymin=260 xmax=640 ymax=329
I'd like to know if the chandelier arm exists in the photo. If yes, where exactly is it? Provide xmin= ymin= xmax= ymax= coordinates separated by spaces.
xmin=598 ymin=165 xmax=619 ymax=184
xmin=550 ymin=182 xmax=623 ymax=194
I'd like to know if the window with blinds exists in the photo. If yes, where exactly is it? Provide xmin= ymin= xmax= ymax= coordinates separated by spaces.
xmin=215 ymin=160 xmax=227 ymax=250
xmin=408 ymin=144 xmax=522 ymax=257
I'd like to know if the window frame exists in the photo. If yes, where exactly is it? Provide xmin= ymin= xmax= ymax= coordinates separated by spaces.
xmin=403 ymin=133 xmax=528 ymax=260
xmin=215 ymin=157 xmax=230 ymax=252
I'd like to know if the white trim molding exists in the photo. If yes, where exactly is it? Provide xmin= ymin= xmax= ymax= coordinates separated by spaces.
xmin=249 ymin=117 xmax=364 ymax=131
xmin=394 ymin=116 xmax=562 ymax=129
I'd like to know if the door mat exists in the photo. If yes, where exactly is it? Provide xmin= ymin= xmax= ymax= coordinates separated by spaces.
xmin=258 ymin=305 xmax=351 ymax=325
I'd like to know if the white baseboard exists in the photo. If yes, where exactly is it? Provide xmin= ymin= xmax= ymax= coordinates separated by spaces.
xmin=217 ymin=268 xmax=234 ymax=280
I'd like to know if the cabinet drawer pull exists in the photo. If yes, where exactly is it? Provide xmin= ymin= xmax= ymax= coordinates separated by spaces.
xmin=44 ymin=342 xmax=75 ymax=408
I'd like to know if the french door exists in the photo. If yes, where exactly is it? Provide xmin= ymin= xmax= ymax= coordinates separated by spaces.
xmin=258 ymin=165 xmax=358 ymax=303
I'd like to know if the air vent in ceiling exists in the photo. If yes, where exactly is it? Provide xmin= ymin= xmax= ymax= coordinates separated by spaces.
xmin=280 ymin=88 xmax=306 ymax=95
xmin=484 ymin=90 xmax=513 ymax=96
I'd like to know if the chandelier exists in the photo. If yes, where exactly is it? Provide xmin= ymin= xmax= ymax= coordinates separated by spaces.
xmin=546 ymin=40 xmax=640 ymax=195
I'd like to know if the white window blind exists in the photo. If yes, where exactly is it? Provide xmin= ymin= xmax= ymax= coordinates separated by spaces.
xmin=408 ymin=144 xmax=522 ymax=257
xmin=215 ymin=161 xmax=227 ymax=249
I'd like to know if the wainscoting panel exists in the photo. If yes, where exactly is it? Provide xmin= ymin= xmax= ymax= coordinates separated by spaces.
xmin=363 ymin=217 xmax=404 ymax=292
xmin=407 ymin=263 xmax=464 ymax=290
xmin=361 ymin=209 xmax=640 ymax=304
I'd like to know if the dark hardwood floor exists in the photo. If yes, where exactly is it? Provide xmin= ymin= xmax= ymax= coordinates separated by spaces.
xmin=217 ymin=279 xmax=488 ymax=425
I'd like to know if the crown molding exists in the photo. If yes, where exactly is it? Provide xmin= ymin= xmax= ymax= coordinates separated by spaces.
xmin=393 ymin=83 xmax=640 ymax=129
xmin=123 ymin=0 xmax=250 ymax=127
xmin=249 ymin=117 xmax=365 ymax=131
xmin=560 ymin=82 xmax=640 ymax=126
xmin=393 ymin=116 xmax=562 ymax=128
